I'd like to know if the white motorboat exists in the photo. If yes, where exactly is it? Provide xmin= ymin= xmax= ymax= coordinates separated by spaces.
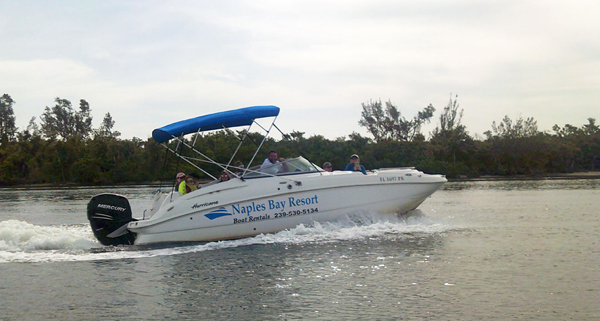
xmin=87 ymin=106 xmax=446 ymax=246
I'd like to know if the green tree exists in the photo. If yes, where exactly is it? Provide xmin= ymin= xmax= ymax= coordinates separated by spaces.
xmin=95 ymin=112 xmax=121 ymax=140
xmin=359 ymin=99 xmax=435 ymax=142
xmin=485 ymin=115 xmax=538 ymax=139
xmin=0 ymin=94 xmax=17 ymax=145
xmin=580 ymin=118 xmax=600 ymax=170
xmin=40 ymin=98 xmax=93 ymax=140
xmin=75 ymin=99 xmax=93 ymax=137
xmin=484 ymin=115 xmax=545 ymax=175
xmin=582 ymin=118 xmax=600 ymax=135
xmin=553 ymin=118 xmax=600 ymax=170
xmin=17 ymin=117 xmax=42 ymax=142
xmin=429 ymin=95 xmax=474 ymax=177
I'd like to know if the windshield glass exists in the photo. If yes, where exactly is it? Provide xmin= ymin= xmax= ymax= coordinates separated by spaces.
xmin=244 ymin=156 xmax=322 ymax=178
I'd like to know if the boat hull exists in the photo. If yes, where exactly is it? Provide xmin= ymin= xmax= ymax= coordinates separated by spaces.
xmin=127 ymin=169 xmax=446 ymax=245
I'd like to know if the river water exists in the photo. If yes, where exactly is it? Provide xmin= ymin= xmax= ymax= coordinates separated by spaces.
xmin=0 ymin=179 xmax=598 ymax=320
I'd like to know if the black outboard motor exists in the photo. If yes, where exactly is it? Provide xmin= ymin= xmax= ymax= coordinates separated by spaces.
xmin=87 ymin=193 xmax=137 ymax=246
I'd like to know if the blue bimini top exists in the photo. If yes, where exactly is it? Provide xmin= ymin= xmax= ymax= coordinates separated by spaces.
xmin=152 ymin=105 xmax=280 ymax=143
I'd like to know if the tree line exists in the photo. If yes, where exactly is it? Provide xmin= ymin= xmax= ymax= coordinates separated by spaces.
xmin=1 ymin=94 xmax=599 ymax=186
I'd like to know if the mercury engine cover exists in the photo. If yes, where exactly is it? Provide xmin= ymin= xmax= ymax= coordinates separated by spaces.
xmin=87 ymin=193 xmax=137 ymax=246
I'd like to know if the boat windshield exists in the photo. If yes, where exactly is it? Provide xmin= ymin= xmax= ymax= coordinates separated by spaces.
xmin=243 ymin=156 xmax=323 ymax=178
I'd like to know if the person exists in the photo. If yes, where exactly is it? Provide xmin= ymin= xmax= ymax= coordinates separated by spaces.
xmin=175 ymin=172 xmax=189 ymax=194
xmin=185 ymin=176 xmax=198 ymax=193
xmin=260 ymin=150 xmax=284 ymax=175
xmin=322 ymin=162 xmax=333 ymax=172
xmin=233 ymin=161 xmax=245 ymax=177
xmin=219 ymin=170 xmax=231 ymax=182
xmin=344 ymin=154 xmax=367 ymax=175
xmin=188 ymin=172 xmax=201 ymax=189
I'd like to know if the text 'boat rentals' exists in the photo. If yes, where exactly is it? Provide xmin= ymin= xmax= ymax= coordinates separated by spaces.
xmin=87 ymin=106 xmax=447 ymax=246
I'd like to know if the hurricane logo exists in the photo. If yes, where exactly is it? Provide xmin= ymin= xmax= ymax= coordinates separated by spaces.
xmin=204 ymin=207 xmax=233 ymax=220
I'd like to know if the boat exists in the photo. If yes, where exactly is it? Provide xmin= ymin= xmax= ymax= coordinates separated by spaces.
xmin=87 ymin=106 xmax=447 ymax=246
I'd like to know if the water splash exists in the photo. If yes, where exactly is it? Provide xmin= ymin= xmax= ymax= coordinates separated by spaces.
xmin=0 ymin=211 xmax=451 ymax=263
xmin=0 ymin=220 xmax=97 ymax=252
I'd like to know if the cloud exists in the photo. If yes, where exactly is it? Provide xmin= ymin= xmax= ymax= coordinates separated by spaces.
xmin=2 ymin=0 xmax=599 ymax=141
xmin=2 ymin=59 xmax=103 ymax=125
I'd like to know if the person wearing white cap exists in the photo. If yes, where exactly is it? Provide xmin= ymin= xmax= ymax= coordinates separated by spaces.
xmin=344 ymin=154 xmax=367 ymax=175
xmin=175 ymin=172 xmax=188 ymax=194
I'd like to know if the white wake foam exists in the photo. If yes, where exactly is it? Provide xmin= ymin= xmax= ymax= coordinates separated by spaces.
xmin=0 ymin=211 xmax=451 ymax=263
xmin=0 ymin=220 xmax=97 ymax=252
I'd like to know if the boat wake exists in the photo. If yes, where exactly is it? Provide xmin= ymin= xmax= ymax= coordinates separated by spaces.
xmin=0 ymin=210 xmax=451 ymax=263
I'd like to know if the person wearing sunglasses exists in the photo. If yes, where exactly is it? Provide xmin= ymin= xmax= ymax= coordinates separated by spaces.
xmin=220 ymin=170 xmax=231 ymax=182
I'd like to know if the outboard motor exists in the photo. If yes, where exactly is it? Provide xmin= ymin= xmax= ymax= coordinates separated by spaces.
xmin=87 ymin=193 xmax=137 ymax=246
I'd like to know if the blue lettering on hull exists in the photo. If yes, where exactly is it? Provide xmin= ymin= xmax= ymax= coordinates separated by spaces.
xmin=288 ymin=195 xmax=319 ymax=207
xmin=218 ymin=195 xmax=322 ymax=224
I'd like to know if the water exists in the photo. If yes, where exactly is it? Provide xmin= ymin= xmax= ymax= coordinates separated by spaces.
xmin=1 ymin=180 xmax=598 ymax=320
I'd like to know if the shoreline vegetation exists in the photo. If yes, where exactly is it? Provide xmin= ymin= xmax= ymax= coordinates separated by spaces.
xmin=1 ymin=95 xmax=599 ymax=187
xmin=456 ymin=171 xmax=600 ymax=181
xmin=3 ymin=172 xmax=600 ymax=190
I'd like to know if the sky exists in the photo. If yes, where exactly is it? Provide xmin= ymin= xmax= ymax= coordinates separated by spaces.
xmin=2 ymin=0 xmax=599 ymax=141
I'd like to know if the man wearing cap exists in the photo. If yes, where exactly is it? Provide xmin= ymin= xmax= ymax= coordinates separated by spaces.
xmin=323 ymin=162 xmax=333 ymax=172
xmin=344 ymin=154 xmax=367 ymax=175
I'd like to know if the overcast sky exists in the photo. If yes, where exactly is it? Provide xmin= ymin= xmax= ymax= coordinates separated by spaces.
xmin=2 ymin=0 xmax=599 ymax=141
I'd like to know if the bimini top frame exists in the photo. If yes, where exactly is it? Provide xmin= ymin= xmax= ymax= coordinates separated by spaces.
xmin=152 ymin=105 xmax=280 ymax=180
xmin=152 ymin=105 xmax=280 ymax=143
